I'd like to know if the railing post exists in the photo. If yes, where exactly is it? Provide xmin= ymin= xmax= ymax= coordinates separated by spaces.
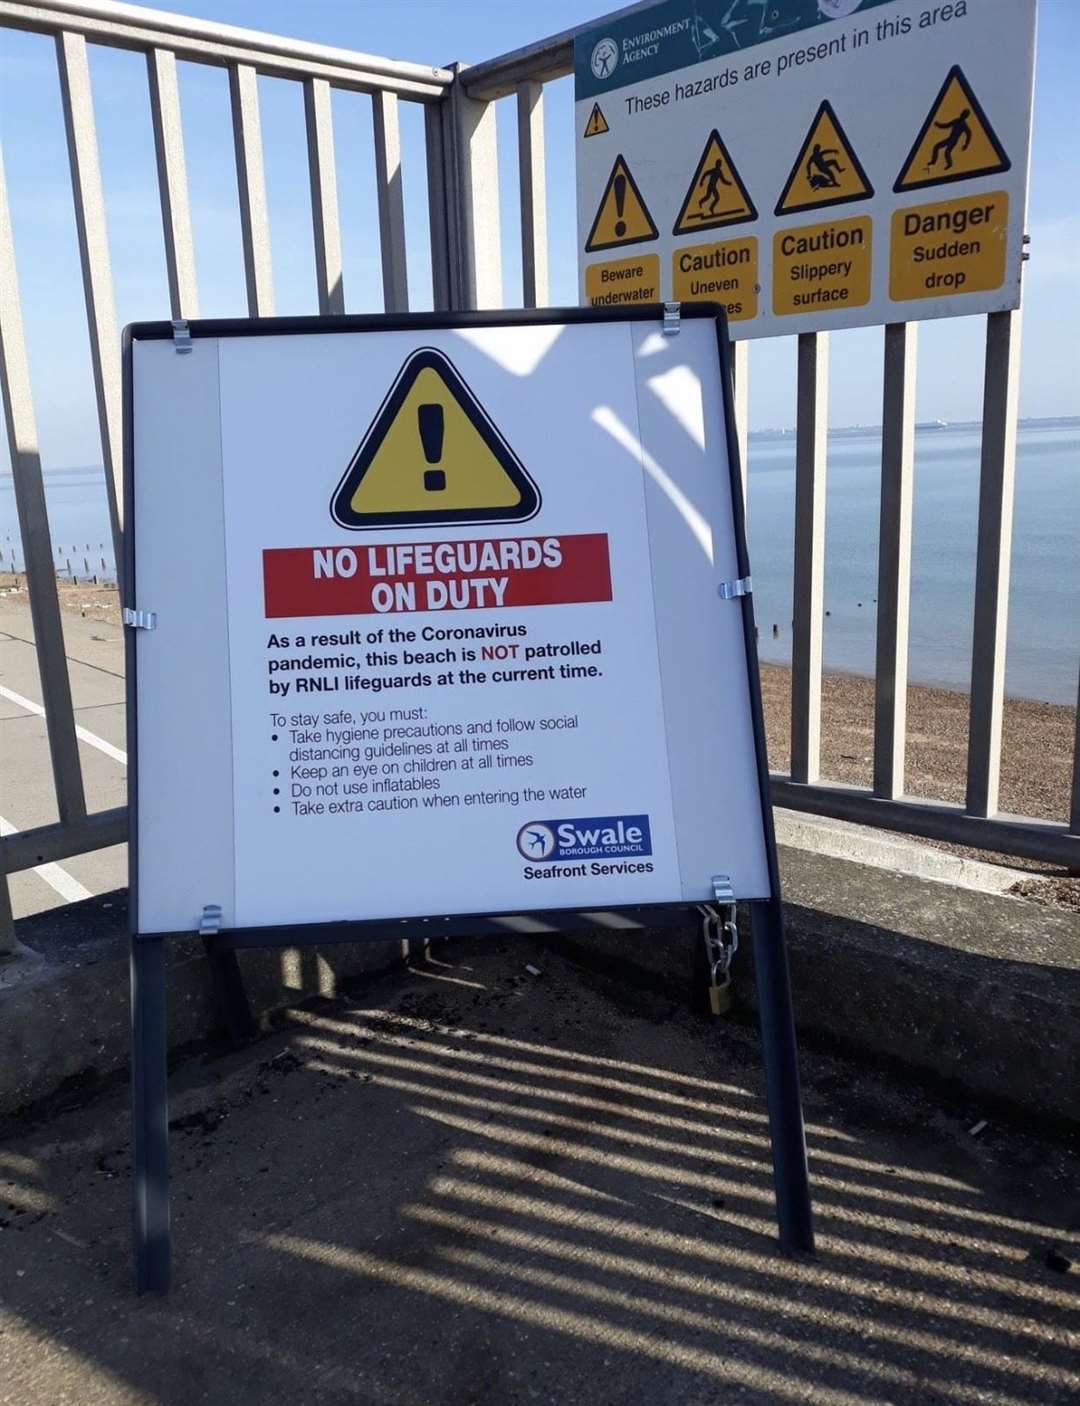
xmin=372 ymin=90 xmax=409 ymax=314
xmin=966 ymin=310 xmax=1021 ymax=818
xmin=0 ymin=140 xmax=87 ymax=845
xmin=0 ymin=871 xmax=13 ymax=958
xmin=1070 ymin=666 xmax=1080 ymax=843
xmin=790 ymin=331 xmax=829 ymax=785
xmin=229 ymin=63 xmax=274 ymax=317
xmin=304 ymin=77 xmax=345 ymax=315
xmin=56 ymin=30 xmax=123 ymax=566
xmin=516 ymin=81 xmax=548 ymax=309
xmin=424 ymin=102 xmax=452 ymax=312
xmin=445 ymin=63 xmax=502 ymax=311
xmin=147 ymin=47 xmax=199 ymax=319
xmin=873 ymin=323 xmax=917 ymax=799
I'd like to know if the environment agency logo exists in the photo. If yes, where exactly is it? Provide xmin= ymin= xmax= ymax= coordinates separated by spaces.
xmin=590 ymin=37 xmax=619 ymax=80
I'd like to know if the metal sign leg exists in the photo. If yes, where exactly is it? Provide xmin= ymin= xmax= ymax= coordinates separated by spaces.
xmin=750 ymin=897 xmax=815 ymax=1256
xmin=203 ymin=936 xmax=255 ymax=1046
xmin=131 ymin=933 xmax=171 ymax=1293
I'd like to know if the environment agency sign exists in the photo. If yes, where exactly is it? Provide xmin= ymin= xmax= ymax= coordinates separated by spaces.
xmin=575 ymin=0 xmax=1036 ymax=337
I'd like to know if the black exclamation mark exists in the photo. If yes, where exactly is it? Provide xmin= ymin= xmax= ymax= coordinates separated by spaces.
xmin=613 ymin=172 xmax=627 ymax=238
xmin=418 ymin=403 xmax=444 ymax=492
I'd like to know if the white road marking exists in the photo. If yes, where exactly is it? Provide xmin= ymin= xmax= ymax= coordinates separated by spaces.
xmin=0 ymin=815 xmax=92 ymax=903
xmin=0 ymin=682 xmax=127 ymax=765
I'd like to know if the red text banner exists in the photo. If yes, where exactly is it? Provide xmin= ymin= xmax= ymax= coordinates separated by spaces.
xmin=263 ymin=533 xmax=613 ymax=619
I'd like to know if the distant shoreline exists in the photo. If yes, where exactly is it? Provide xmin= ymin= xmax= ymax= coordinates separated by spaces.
xmin=749 ymin=414 xmax=1080 ymax=441
xmin=2 ymin=416 xmax=1078 ymax=476
xmin=1 ymin=575 xmax=1072 ymax=847
xmin=758 ymin=654 xmax=1074 ymax=711
xmin=1 ymin=570 xmax=1074 ymax=710
xmin=758 ymin=662 xmax=1074 ymax=847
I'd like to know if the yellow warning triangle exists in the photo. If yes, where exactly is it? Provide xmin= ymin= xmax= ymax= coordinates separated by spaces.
xmin=583 ymin=103 xmax=609 ymax=138
xmin=330 ymin=348 xmax=540 ymax=530
xmin=894 ymin=65 xmax=1010 ymax=193
xmin=774 ymin=100 xmax=873 ymax=216
xmin=673 ymin=130 xmax=757 ymax=236
xmin=584 ymin=155 xmax=658 ymax=253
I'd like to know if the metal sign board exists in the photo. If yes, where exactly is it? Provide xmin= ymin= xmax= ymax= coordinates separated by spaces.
xmin=575 ymin=0 xmax=1036 ymax=337
xmin=129 ymin=311 xmax=773 ymax=934
xmin=122 ymin=308 xmax=813 ymax=1291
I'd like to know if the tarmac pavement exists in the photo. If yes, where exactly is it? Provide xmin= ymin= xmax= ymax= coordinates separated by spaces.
xmin=0 ymin=595 xmax=126 ymax=918
xmin=0 ymin=935 xmax=1076 ymax=1406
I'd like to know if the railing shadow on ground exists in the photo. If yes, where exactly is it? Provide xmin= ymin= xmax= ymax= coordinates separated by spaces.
xmin=0 ymin=941 xmax=1077 ymax=1405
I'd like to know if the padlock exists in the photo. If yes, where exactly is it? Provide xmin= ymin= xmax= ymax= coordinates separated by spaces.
xmin=709 ymin=972 xmax=733 ymax=1016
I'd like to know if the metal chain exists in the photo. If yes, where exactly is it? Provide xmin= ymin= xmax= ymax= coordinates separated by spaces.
xmin=697 ymin=900 xmax=738 ymax=984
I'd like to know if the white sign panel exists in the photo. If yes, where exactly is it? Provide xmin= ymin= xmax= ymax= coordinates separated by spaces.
xmin=575 ymin=0 xmax=1036 ymax=337
xmin=128 ymin=314 xmax=772 ymax=935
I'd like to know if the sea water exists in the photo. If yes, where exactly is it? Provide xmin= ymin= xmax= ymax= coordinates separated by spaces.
xmin=0 ymin=465 xmax=113 ymax=584
xmin=2 ymin=423 xmax=1077 ymax=704
xmin=747 ymin=422 xmax=1080 ymax=705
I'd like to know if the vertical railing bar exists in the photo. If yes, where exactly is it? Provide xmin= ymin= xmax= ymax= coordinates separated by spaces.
xmin=873 ymin=322 xmax=917 ymax=799
xmin=966 ymin=310 xmax=1021 ymax=818
xmin=424 ymin=101 xmax=451 ymax=312
xmin=729 ymin=339 xmax=749 ymax=512
xmin=303 ymin=76 xmax=344 ymax=315
xmin=0 ymin=143 xmax=88 ymax=841
xmin=372 ymin=90 xmax=409 ymax=314
xmin=147 ymin=47 xmax=199 ymax=319
xmin=516 ymin=81 xmax=548 ymax=309
xmin=55 ymin=30 xmax=123 ymax=568
xmin=446 ymin=63 xmax=502 ymax=311
xmin=790 ymin=331 xmax=829 ymax=786
xmin=1070 ymin=666 xmax=1080 ymax=837
xmin=0 ymin=869 xmax=14 ymax=957
xmin=228 ymin=62 xmax=274 ymax=317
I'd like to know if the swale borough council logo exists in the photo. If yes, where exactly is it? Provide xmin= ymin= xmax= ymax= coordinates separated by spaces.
xmin=516 ymin=815 xmax=653 ymax=864
xmin=590 ymin=37 xmax=619 ymax=80
xmin=516 ymin=822 xmax=557 ymax=861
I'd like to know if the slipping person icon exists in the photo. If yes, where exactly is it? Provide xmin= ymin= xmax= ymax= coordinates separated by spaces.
xmin=805 ymin=143 xmax=844 ymax=190
xmin=697 ymin=157 xmax=732 ymax=216
xmin=928 ymin=108 xmax=972 ymax=171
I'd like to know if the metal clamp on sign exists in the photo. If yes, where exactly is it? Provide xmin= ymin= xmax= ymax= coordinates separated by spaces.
xmin=717 ymin=576 xmax=752 ymax=600
xmin=122 ymin=607 xmax=157 ymax=630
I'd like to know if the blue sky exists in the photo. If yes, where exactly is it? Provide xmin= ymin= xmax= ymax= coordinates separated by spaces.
xmin=0 ymin=0 xmax=1076 ymax=468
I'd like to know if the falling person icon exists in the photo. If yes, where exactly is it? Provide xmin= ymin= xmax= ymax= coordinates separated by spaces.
xmin=697 ymin=157 xmax=733 ymax=216
xmin=928 ymin=108 xmax=972 ymax=171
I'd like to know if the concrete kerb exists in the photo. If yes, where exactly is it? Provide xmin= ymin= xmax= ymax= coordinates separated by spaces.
xmin=773 ymin=807 xmax=1031 ymax=894
xmin=0 ymin=892 xmax=404 ymax=1120
xmin=1 ymin=840 xmax=1078 ymax=1125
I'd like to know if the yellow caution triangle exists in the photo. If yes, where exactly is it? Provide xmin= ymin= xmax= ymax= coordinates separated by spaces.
xmin=774 ymin=100 xmax=873 ymax=216
xmin=330 ymin=348 xmax=540 ymax=530
xmin=894 ymin=65 xmax=1010 ymax=193
xmin=584 ymin=155 xmax=659 ymax=253
xmin=673 ymin=130 xmax=757 ymax=235
xmin=583 ymin=103 xmax=610 ymax=138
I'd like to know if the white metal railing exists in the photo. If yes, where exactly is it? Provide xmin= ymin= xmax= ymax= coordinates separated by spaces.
xmin=0 ymin=0 xmax=455 ymax=951
xmin=1 ymin=0 xmax=1077 ymax=953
